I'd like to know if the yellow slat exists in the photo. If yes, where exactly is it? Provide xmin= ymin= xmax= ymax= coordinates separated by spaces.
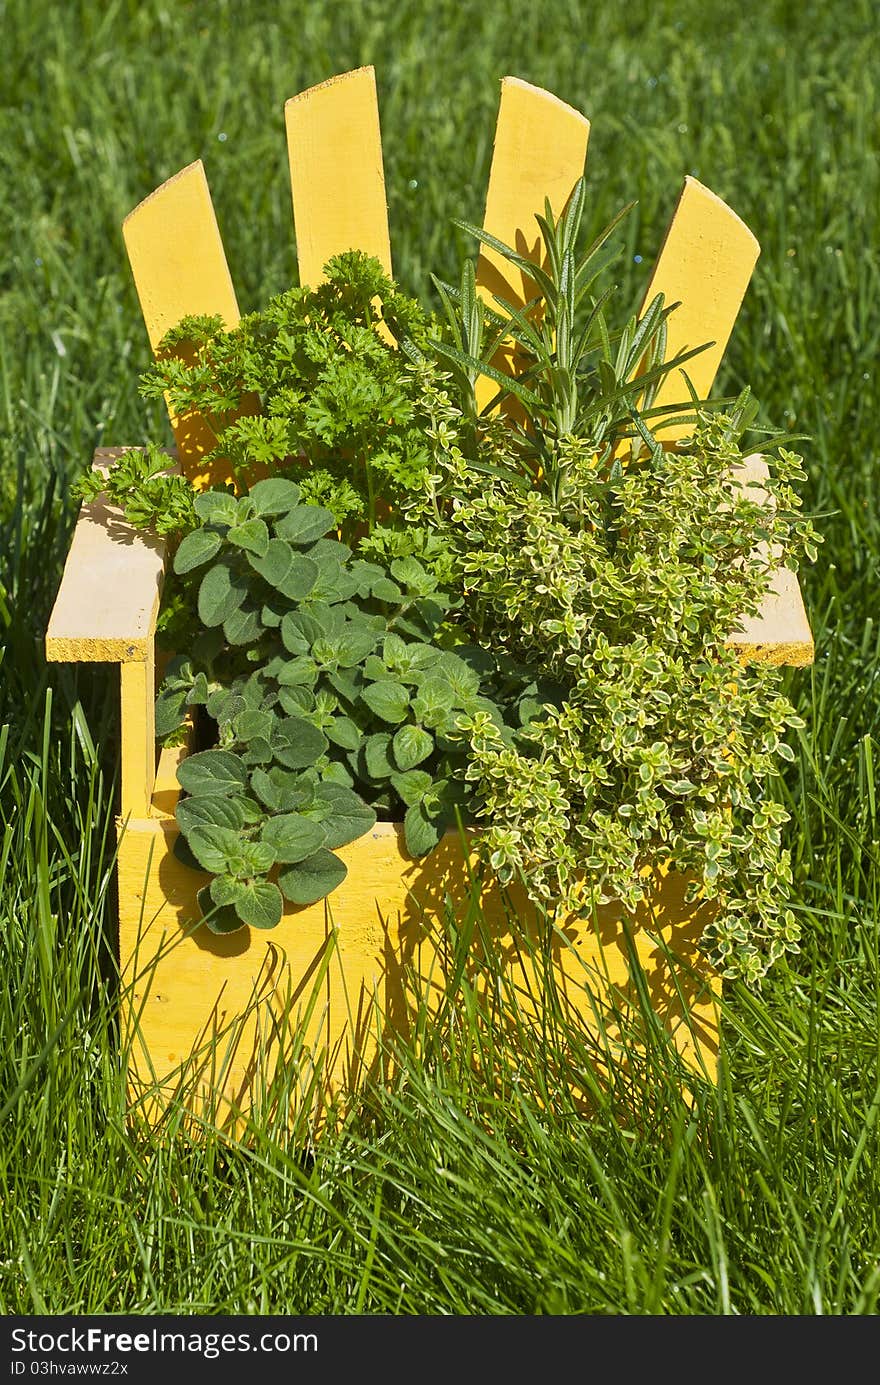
xmin=640 ymin=176 xmax=760 ymax=440
xmin=120 ymin=651 xmax=156 ymax=820
xmin=476 ymin=77 xmax=590 ymax=411
xmin=285 ymin=66 xmax=392 ymax=290
xmin=122 ymin=161 xmax=241 ymax=484
xmin=479 ymin=77 xmax=591 ymax=311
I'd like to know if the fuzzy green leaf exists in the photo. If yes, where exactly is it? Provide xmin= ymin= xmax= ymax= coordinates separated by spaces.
xmin=233 ymin=879 xmax=284 ymax=930
xmin=271 ymin=716 xmax=328 ymax=769
xmin=197 ymin=885 xmax=245 ymax=934
xmin=404 ymin=802 xmax=446 ymax=857
xmin=391 ymin=769 xmax=433 ymax=807
xmin=228 ymin=518 xmax=269 ymax=556
xmin=278 ymin=849 xmax=348 ymax=906
xmin=175 ymin=793 xmax=249 ymax=837
xmin=177 ymin=749 xmax=248 ymax=797
xmin=275 ymin=505 xmax=336 ymax=546
xmin=326 ymin=716 xmax=362 ymax=751
xmin=193 ymin=490 xmax=237 ymax=526
xmin=276 ymin=554 xmax=319 ymax=601
xmin=365 ymin=733 xmax=395 ymax=779
xmin=392 ymin=723 xmax=433 ymax=770
xmin=198 ymin=562 xmax=248 ymax=627
xmin=361 ymin=680 xmax=411 ymax=724
xmin=313 ymin=783 xmax=376 ymax=848
xmin=250 ymin=767 xmax=315 ymax=814
xmin=261 ymin=813 xmax=327 ymax=864
xmin=223 ymin=603 xmax=263 ymax=645
xmin=248 ymin=478 xmax=302 ymax=516
xmin=173 ymin=528 xmax=222 ymax=575
xmin=247 ymin=539 xmax=294 ymax=589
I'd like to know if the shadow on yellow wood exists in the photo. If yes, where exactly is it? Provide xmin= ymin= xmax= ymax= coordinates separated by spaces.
xmin=118 ymin=804 xmax=720 ymax=1132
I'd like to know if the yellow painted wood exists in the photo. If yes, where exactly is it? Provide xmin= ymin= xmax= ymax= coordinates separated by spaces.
xmin=726 ymin=456 xmax=814 ymax=665
xmin=117 ymin=819 xmax=720 ymax=1127
xmin=640 ymin=177 xmax=760 ymax=439
xmin=120 ymin=651 xmax=156 ymax=820
xmin=123 ymin=161 xmax=242 ymax=486
xmin=45 ymin=463 xmax=165 ymax=664
xmin=285 ymin=67 xmax=392 ymax=290
xmin=476 ymin=77 xmax=590 ymax=411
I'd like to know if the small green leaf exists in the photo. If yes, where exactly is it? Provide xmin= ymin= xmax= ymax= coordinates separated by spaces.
xmin=248 ymin=477 xmax=302 ymax=515
xmin=275 ymin=655 xmax=318 ymax=687
xmin=404 ymin=802 xmax=446 ymax=857
xmin=313 ymin=783 xmax=376 ymax=848
xmin=336 ymin=620 xmax=380 ymax=667
xmin=371 ymin=577 xmax=404 ymax=603
xmin=155 ymin=688 xmax=187 ymax=738
xmin=391 ymin=769 xmax=433 ymax=807
xmin=326 ymin=667 xmax=364 ymax=704
xmin=411 ymin=679 xmax=456 ymax=729
xmin=281 ymin=609 xmax=327 ymax=654
xmin=177 ymin=749 xmax=248 ymax=797
xmin=231 ymin=708 xmax=274 ymax=744
xmin=228 ymin=517 xmax=269 ymax=556
xmin=176 ymin=793 xmax=248 ymax=836
xmin=261 ymin=812 xmax=327 ymax=863
xmin=276 ymin=505 xmax=336 ymax=546
xmin=173 ymin=528 xmax=222 ymax=574
xmin=276 ymin=554 xmax=319 ymax=600
xmin=198 ymin=884 xmax=245 ymax=934
xmin=391 ymin=556 xmax=436 ymax=595
xmin=185 ymin=823 xmax=247 ymax=874
xmin=326 ymin=716 xmax=362 ymax=751
xmin=248 ymin=539 xmax=294 ymax=588
xmin=193 ymin=490 xmax=237 ymax=526
xmin=198 ymin=562 xmax=248 ymax=627
xmin=224 ymin=603 xmax=263 ymax=645
xmin=365 ymin=733 xmax=395 ymax=779
xmin=278 ymin=686 xmax=313 ymax=715
xmin=278 ymin=849 xmax=348 ymax=905
xmin=392 ymin=724 xmax=433 ymax=770
xmin=361 ymin=680 xmax=411 ymax=724
xmin=235 ymin=879 xmax=284 ymax=930
xmin=250 ymin=766 xmax=316 ymax=813
xmin=272 ymin=716 xmax=328 ymax=769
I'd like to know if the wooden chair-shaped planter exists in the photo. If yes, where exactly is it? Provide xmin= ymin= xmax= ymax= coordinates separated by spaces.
xmin=46 ymin=69 xmax=814 ymax=1127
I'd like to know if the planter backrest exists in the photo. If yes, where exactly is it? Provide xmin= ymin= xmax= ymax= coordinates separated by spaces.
xmin=121 ymin=67 xmax=760 ymax=486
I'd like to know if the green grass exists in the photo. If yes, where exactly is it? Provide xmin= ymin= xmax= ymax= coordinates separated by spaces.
xmin=1 ymin=0 xmax=879 ymax=1314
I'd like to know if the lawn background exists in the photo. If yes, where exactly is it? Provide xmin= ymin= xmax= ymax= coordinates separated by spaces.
xmin=1 ymin=0 xmax=879 ymax=1313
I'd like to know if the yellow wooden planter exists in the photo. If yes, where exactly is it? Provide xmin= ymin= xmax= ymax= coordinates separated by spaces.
xmin=46 ymin=70 xmax=813 ymax=1127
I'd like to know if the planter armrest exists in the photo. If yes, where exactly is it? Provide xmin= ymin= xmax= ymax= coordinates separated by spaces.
xmin=45 ymin=448 xmax=168 ymax=818
xmin=724 ymin=454 xmax=814 ymax=668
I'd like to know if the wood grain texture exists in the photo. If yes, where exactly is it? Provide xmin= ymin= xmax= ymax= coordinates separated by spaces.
xmin=123 ymin=161 xmax=242 ymax=485
xmin=117 ymin=819 xmax=720 ymax=1127
xmin=44 ymin=498 xmax=165 ymax=663
xmin=120 ymin=654 xmax=156 ymax=820
xmin=476 ymin=77 xmax=590 ymax=412
xmin=639 ymin=177 xmax=760 ymax=439
xmin=285 ymin=67 xmax=392 ymax=290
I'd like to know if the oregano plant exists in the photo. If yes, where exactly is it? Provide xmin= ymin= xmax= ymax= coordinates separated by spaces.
xmin=154 ymin=475 xmax=551 ymax=933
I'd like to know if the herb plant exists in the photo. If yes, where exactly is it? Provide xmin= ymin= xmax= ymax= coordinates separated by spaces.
xmin=78 ymin=190 xmax=818 ymax=982
xmin=404 ymin=182 xmax=820 ymax=984
xmin=154 ymin=475 xmax=550 ymax=933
